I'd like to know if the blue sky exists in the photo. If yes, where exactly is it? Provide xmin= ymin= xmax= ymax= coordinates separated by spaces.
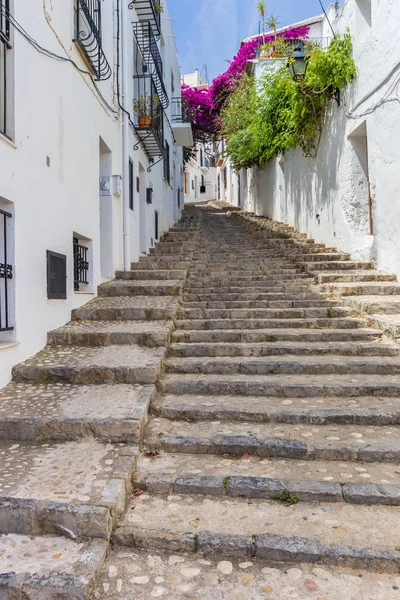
xmin=167 ymin=0 xmax=327 ymax=81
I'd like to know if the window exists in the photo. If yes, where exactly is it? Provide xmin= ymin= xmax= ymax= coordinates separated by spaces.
xmin=199 ymin=147 xmax=204 ymax=167
xmin=163 ymin=140 xmax=170 ymax=185
xmin=154 ymin=210 xmax=159 ymax=241
xmin=0 ymin=205 xmax=14 ymax=333
xmin=129 ymin=160 xmax=134 ymax=210
xmin=0 ymin=0 xmax=12 ymax=138
xmin=73 ymin=237 xmax=89 ymax=292
xmin=47 ymin=251 xmax=67 ymax=300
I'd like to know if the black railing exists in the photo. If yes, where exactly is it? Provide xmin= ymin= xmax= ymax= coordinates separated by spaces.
xmin=171 ymin=97 xmax=192 ymax=124
xmin=133 ymin=21 xmax=168 ymax=109
xmin=73 ymin=239 xmax=89 ymax=291
xmin=129 ymin=0 xmax=161 ymax=39
xmin=0 ymin=208 xmax=13 ymax=332
xmin=0 ymin=0 xmax=11 ymax=137
xmin=74 ymin=0 xmax=111 ymax=81
xmin=133 ymin=74 xmax=164 ymax=157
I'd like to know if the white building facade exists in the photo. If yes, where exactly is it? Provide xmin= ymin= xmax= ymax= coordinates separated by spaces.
xmin=0 ymin=0 xmax=191 ymax=387
xmin=220 ymin=0 xmax=400 ymax=278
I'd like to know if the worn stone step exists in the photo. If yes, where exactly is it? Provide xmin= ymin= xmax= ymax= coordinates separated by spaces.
xmin=13 ymin=345 xmax=164 ymax=385
xmin=168 ymin=341 xmax=398 ymax=358
xmin=146 ymin=418 xmax=400 ymax=464
xmin=115 ymin=269 xmax=187 ymax=281
xmin=94 ymin=547 xmax=400 ymax=599
xmin=0 ymin=439 xmax=137 ymax=540
xmin=183 ymin=291 xmax=323 ymax=302
xmin=171 ymin=327 xmax=382 ymax=344
xmin=160 ymin=373 xmax=400 ymax=398
xmin=344 ymin=295 xmax=400 ymax=315
xmin=113 ymin=493 xmax=400 ymax=572
xmin=0 ymin=534 xmax=107 ymax=599
xmin=0 ymin=382 xmax=154 ymax=442
xmin=48 ymin=321 xmax=172 ymax=347
xmin=368 ymin=314 xmax=400 ymax=343
xmin=321 ymin=282 xmax=400 ymax=297
xmin=184 ymin=285 xmax=324 ymax=295
xmin=295 ymin=253 xmax=351 ymax=262
xmin=98 ymin=280 xmax=184 ymax=297
xmin=135 ymin=452 xmax=400 ymax=505
xmin=165 ymin=355 xmax=400 ymax=376
xmin=181 ymin=299 xmax=334 ymax=309
xmin=188 ymin=273 xmax=306 ymax=282
xmin=131 ymin=261 xmax=191 ymax=271
xmin=186 ymin=280 xmax=315 ymax=291
xmin=174 ymin=317 xmax=367 ymax=330
xmin=176 ymin=307 xmax=352 ymax=320
xmin=301 ymin=260 xmax=373 ymax=272
xmin=315 ymin=271 xmax=396 ymax=284
xmin=155 ymin=393 xmax=400 ymax=425
xmin=72 ymin=296 xmax=179 ymax=322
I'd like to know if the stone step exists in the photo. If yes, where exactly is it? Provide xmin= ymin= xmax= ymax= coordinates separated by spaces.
xmin=174 ymin=317 xmax=367 ymax=330
xmin=136 ymin=253 xmax=192 ymax=264
xmin=186 ymin=278 xmax=315 ymax=289
xmin=131 ymin=261 xmax=191 ymax=271
xmin=0 ymin=439 xmax=136 ymax=539
xmin=98 ymin=280 xmax=184 ymax=297
xmin=171 ymin=328 xmax=382 ymax=344
xmin=368 ymin=314 xmax=400 ymax=343
xmin=135 ymin=452 xmax=400 ymax=505
xmin=176 ymin=307 xmax=352 ymax=320
xmin=0 ymin=535 xmax=107 ymax=599
xmin=183 ymin=284 xmax=317 ymax=295
xmin=94 ymin=547 xmax=400 ymax=599
xmin=146 ymin=418 xmax=400 ymax=464
xmin=0 ymin=382 xmax=154 ymax=442
xmin=115 ymin=269 xmax=187 ymax=281
xmin=13 ymin=345 xmax=164 ymax=385
xmin=72 ymin=296 xmax=179 ymax=322
xmin=301 ymin=260 xmax=373 ymax=272
xmin=164 ymin=355 xmax=400 ymax=376
xmin=48 ymin=320 xmax=172 ymax=348
xmin=112 ymin=493 xmax=400 ymax=572
xmin=182 ymin=291 xmax=327 ymax=302
xmin=344 ymin=295 xmax=400 ymax=315
xmin=320 ymin=282 xmax=400 ymax=297
xmin=160 ymin=373 xmax=400 ymax=398
xmin=155 ymin=393 xmax=400 ymax=425
xmin=295 ymin=253 xmax=351 ymax=262
xmin=168 ymin=340 xmax=398 ymax=358
xmin=315 ymin=271 xmax=396 ymax=284
xmin=181 ymin=299 xmax=335 ymax=309
xmin=188 ymin=273 xmax=305 ymax=282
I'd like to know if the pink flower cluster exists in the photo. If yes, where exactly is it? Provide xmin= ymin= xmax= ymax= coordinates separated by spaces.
xmin=182 ymin=26 xmax=310 ymax=140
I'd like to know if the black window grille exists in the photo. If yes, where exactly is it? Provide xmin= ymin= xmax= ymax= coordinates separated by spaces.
xmin=0 ymin=207 xmax=13 ymax=331
xmin=129 ymin=160 xmax=134 ymax=210
xmin=0 ymin=0 xmax=11 ymax=138
xmin=74 ymin=0 xmax=111 ymax=81
xmin=154 ymin=210 xmax=159 ymax=241
xmin=73 ymin=238 xmax=89 ymax=291
xmin=164 ymin=140 xmax=170 ymax=184
xmin=47 ymin=251 xmax=67 ymax=300
xmin=146 ymin=187 xmax=153 ymax=204
xmin=177 ymin=187 xmax=180 ymax=209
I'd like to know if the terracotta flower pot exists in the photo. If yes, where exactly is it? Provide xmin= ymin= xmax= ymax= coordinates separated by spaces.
xmin=139 ymin=117 xmax=151 ymax=129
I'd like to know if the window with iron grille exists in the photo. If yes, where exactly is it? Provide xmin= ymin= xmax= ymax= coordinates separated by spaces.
xmin=0 ymin=0 xmax=12 ymax=138
xmin=129 ymin=160 xmax=134 ymax=210
xmin=73 ymin=237 xmax=89 ymax=292
xmin=47 ymin=251 xmax=67 ymax=300
xmin=0 ymin=206 xmax=13 ymax=331
xmin=163 ymin=140 xmax=170 ymax=185
xmin=74 ymin=0 xmax=111 ymax=81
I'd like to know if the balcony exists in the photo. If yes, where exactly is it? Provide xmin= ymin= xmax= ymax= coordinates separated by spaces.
xmin=171 ymin=97 xmax=193 ymax=147
xmin=133 ymin=21 xmax=168 ymax=109
xmin=74 ymin=0 xmax=111 ymax=81
xmin=133 ymin=75 xmax=164 ymax=158
xmin=129 ymin=0 xmax=161 ymax=39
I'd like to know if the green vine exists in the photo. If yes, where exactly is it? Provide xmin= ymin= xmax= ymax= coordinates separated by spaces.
xmin=221 ymin=34 xmax=357 ymax=170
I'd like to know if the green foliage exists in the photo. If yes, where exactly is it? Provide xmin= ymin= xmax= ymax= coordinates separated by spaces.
xmin=222 ymin=476 xmax=231 ymax=490
xmin=265 ymin=334 xmax=278 ymax=342
xmin=327 ymin=307 xmax=335 ymax=318
xmin=276 ymin=489 xmax=299 ymax=505
xmin=220 ymin=33 xmax=357 ymax=170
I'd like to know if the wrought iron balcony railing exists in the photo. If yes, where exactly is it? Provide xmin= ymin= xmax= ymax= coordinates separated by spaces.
xmin=129 ymin=0 xmax=161 ymax=39
xmin=133 ymin=74 xmax=164 ymax=158
xmin=171 ymin=97 xmax=192 ymax=124
xmin=133 ymin=21 xmax=168 ymax=109
xmin=74 ymin=0 xmax=111 ymax=81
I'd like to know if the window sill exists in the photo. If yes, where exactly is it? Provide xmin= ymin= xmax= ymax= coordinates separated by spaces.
xmin=0 ymin=341 xmax=20 ymax=351
xmin=74 ymin=291 xmax=95 ymax=295
xmin=0 ymin=132 xmax=17 ymax=149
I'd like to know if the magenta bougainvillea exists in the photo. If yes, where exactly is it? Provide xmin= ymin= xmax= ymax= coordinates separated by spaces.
xmin=182 ymin=27 xmax=310 ymax=140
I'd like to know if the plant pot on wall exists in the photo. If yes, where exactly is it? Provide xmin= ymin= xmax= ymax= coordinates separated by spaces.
xmin=139 ymin=117 xmax=151 ymax=129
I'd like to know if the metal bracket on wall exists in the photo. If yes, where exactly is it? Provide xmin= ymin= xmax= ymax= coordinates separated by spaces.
xmin=147 ymin=154 xmax=164 ymax=173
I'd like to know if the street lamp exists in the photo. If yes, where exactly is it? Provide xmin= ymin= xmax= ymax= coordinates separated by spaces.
xmin=288 ymin=45 xmax=307 ymax=81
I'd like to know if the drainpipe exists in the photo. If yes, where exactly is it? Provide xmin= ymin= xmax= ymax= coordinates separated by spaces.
xmin=121 ymin=0 xmax=131 ymax=271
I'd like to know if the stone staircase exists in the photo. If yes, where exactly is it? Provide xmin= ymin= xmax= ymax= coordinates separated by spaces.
xmin=2 ymin=203 xmax=400 ymax=598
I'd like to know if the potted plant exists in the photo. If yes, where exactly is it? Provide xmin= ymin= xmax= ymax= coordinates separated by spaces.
xmin=260 ymin=42 xmax=273 ymax=60
xmin=133 ymin=95 xmax=152 ymax=128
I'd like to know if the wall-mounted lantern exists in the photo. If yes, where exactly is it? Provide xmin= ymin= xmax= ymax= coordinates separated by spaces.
xmin=288 ymin=45 xmax=307 ymax=81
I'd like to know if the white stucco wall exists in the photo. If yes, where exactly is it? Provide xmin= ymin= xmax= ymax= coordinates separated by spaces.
xmin=0 ymin=0 xmax=184 ymax=387
xmin=227 ymin=0 xmax=400 ymax=279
